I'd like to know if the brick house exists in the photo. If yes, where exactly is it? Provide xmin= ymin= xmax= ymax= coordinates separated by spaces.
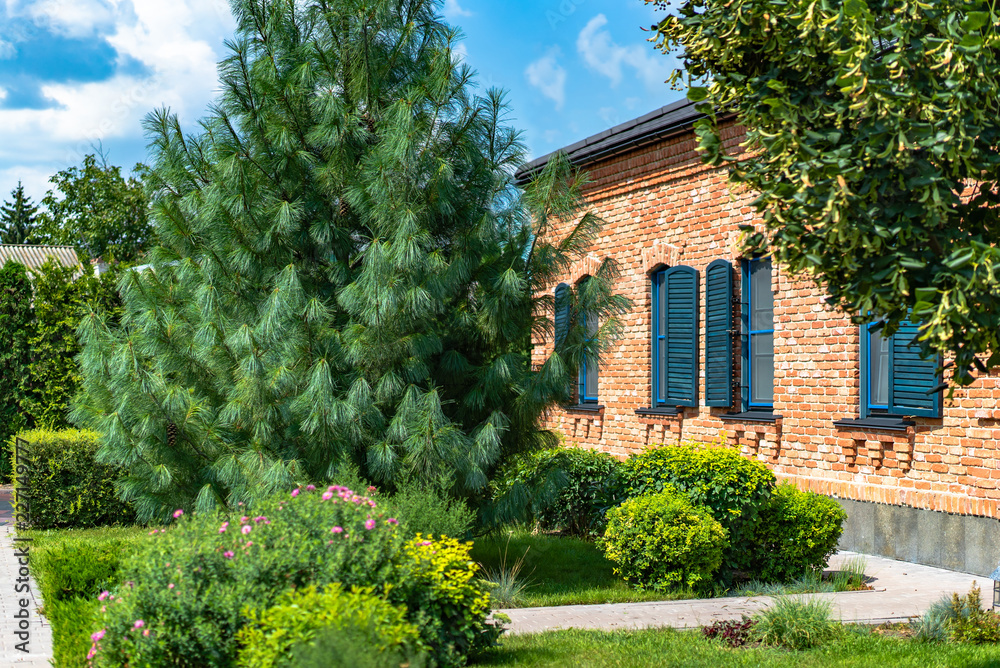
xmin=516 ymin=99 xmax=1000 ymax=577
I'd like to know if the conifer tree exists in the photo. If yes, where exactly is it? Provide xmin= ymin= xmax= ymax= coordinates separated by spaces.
xmin=0 ymin=260 xmax=34 ymax=479
xmin=74 ymin=0 xmax=627 ymax=520
xmin=0 ymin=182 xmax=43 ymax=245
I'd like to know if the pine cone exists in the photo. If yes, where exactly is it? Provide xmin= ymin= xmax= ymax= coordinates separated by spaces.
xmin=167 ymin=421 xmax=178 ymax=448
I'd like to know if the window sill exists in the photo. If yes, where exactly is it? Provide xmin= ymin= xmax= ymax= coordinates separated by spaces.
xmin=720 ymin=410 xmax=781 ymax=424
xmin=833 ymin=417 xmax=914 ymax=432
xmin=564 ymin=404 xmax=604 ymax=413
xmin=635 ymin=407 xmax=681 ymax=417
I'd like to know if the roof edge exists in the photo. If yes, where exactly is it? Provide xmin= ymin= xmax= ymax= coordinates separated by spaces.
xmin=514 ymin=98 xmax=705 ymax=186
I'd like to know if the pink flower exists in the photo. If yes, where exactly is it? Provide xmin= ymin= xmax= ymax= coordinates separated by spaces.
xmin=417 ymin=541 xmax=432 ymax=547
xmin=87 ymin=647 xmax=97 ymax=660
xmin=173 ymin=509 xmax=184 ymax=519
xmin=254 ymin=516 xmax=268 ymax=524
xmin=331 ymin=526 xmax=344 ymax=534
xmin=91 ymin=629 xmax=106 ymax=642
xmin=306 ymin=484 xmax=316 ymax=491
xmin=240 ymin=516 xmax=248 ymax=523
xmin=365 ymin=518 xmax=376 ymax=530
xmin=219 ymin=522 xmax=229 ymax=534
xmin=368 ymin=486 xmax=377 ymax=493
xmin=291 ymin=488 xmax=300 ymax=498
xmin=322 ymin=491 xmax=334 ymax=500
xmin=98 ymin=591 xmax=110 ymax=602
xmin=242 ymin=525 xmax=252 ymax=535
xmin=168 ymin=584 xmax=174 ymax=590
xmin=143 ymin=629 xmax=150 ymax=637
xmin=387 ymin=518 xmax=399 ymax=526
xmin=148 ymin=530 xmax=157 ymax=535
xmin=134 ymin=620 xmax=145 ymax=630
xmin=223 ymin=551 xmax=235 ymax=559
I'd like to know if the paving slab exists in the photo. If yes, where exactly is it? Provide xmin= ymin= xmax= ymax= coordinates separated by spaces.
xmin=0 ymin=523 xmax=53 ymax=666
xmin=497 ymin=551 xmax=986 ymax=634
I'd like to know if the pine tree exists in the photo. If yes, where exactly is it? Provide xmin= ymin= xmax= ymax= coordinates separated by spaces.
xmin=0 ymin=182 xmax=43 ymax=245
xmin=73 ymin=0 xmax=627 ymax=521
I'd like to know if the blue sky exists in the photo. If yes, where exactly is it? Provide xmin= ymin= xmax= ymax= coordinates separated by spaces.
xmin=0 ymin=0 xmax=683 ymax=205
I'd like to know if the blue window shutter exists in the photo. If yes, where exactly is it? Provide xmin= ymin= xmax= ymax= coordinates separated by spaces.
xmin=704 ymin=259 xmax=734 ymax=407
xmin=662 ymin=266 xmax=699 ymax=407
xmin=554 ymin=283 xmax=570 ymax=348
xmin=889 ymin=319 xmax=942 ymax=418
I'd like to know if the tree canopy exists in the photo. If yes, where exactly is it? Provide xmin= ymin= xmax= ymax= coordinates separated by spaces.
xmin=39 ymin=154 xmax=153 ymax=264
xmin=649 ymin=0 xmax=1000 ymax=384
xmin=0 ymin=182 xmax=43 ymax=245
xmin=74 ymin=0 xmax=626 ymax=521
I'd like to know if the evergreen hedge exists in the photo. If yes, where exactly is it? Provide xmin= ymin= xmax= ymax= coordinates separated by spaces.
xmin=10 ymin=429 xmax=134 ymax=530
xmin=0 ymin=259 xmax=33 ymax=481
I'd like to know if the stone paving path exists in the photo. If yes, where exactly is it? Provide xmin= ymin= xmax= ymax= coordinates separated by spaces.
xmin=497 ymin=551 xmax=985 ymax=635
xmin=0 ymin=490 xmax=53 ymax=667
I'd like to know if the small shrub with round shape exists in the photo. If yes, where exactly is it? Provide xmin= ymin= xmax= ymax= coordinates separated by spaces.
xmin=747 ymin=482 xmax=847 ymax=582
xmin=600 ymin=489 xmax=728 ymax=592
xmin=623 ymin=442 xmax=774 ymax=573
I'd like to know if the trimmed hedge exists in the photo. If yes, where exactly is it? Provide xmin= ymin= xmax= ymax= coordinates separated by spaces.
xmin=747 ymin=483 xmax=847 ymax=582
xmin=600 ymin=489 xmax=728 ymax=592
xmin=10 ymin=429 xmax=133 ymax=529
xmin=624 ymin=443 xmax=774 ymax=573
xmin=491 ymin=446 xmax=625 ymax=536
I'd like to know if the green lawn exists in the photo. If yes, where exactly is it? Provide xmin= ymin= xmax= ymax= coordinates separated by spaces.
xmin=471 ymin=531 xmax=698 ymax=607
xmin=475 ymin=628 xmax=1000 ymax=667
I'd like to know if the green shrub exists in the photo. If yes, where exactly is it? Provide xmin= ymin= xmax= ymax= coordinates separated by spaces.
xmin=385 ymin=479 xmax=475 ymax=539
xmin=491 ymin=446 xmax=625 ymax=536
xmin=28 ymin=526 xmax=147 ymax=668
xmin=0 ymin=259 xmax=34 ymax=482
xmin=395 ymin=534 xmax=503 ymax=665
xmin=747 ymin=483 xmax=847 ymax=582
xmin=236 ymin=584 xmax=423 ymax=667
xmin=10 ymin=429 xmax=133 ymax=529
xmin=600 ymin=490 xmax=728 ymax=591
xmin=89 ymin=485 xmax=496 ymax=668
xmin=948 ymin=584 xmax=1000 ymax=644
xmin=35 ymin=541 xmax=134 ymax=604
xmin=751 ymin=596 xmax=839 ymax=650
xmin=623 ymin=443 xmax=774 ymax=572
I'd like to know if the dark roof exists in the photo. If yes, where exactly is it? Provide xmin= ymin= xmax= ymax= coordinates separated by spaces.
xmin=514 ymin=98 xmax=705 ymax=185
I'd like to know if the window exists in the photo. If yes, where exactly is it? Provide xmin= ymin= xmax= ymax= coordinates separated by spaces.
xmin=578 ymin=308 xmax=598 ymax=404
xmin=651 ymin=266 xmax=698 ymax=408
xmin=742 ymin=257 xmax=774 ymax=409
xmin=860 ymin=318 xmax=941 ymax=418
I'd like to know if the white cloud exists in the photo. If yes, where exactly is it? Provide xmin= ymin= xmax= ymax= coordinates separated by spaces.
xmin=18 ymin=0 xmax=117 ymax=38
xmin=442 ymin=0 xmax=472 ymax=20
xmin=0 ymin=39 xmax=15 ymax=59
xmin=525 ymin=47 xmax=567 ymax=111
xmin=0 ymin=0 xmax=236 ymax=199
xmin=576 ymin=14 xmax=673 ymax=90
xmin=599 ymin=106 xmax=620 ymax=126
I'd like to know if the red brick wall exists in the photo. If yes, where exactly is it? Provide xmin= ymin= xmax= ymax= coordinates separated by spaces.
xmin=532 ymin=121 xmax=1000 ymax=520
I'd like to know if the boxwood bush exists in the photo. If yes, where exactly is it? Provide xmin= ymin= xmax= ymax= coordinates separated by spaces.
xmin=10 ymin=429 xmax=133 ymax=529
xmin=236 ymin=584 xmax=424 ymax=667
xmin=747 ymin=483 xmax=847 ymax=582
xmin=87 ymin=485 xmax=497 ymax=667
xmin=600 ymin=489 xmax=729 ymax=592
xmin=623 ymin=443 xmax=774 ymax=573
xmin=490 ymin=446 xmax=625 ymax=536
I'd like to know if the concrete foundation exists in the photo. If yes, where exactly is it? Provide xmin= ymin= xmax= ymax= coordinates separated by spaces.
xmin=836 ymin=497 xmax=1000 ymax=577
